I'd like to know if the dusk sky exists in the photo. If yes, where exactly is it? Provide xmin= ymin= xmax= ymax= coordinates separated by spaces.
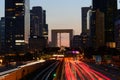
xmin=0 ymin=0 xmax=120 ymax=46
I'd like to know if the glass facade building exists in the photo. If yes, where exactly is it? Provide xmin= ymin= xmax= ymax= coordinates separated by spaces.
xmin=0 ymin=17 xmax=5 ymax=51
xmin=5 ymin=0 xmax=30 ymax=52
xmin=92 ymin=0 xmax=117 ymax=48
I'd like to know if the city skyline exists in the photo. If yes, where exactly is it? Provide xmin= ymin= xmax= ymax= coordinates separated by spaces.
xmin=0 ymin=0 xmax=91 ymax=35
xmin=0 ymin=0 xmax=120 ymax=34
xmin=0 ymin=0 xmax=120 ymax=47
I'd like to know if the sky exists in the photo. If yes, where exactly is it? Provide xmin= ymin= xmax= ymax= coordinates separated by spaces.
xmin=30 ymin=0 xmax=92 ymax=34
xmin=0 ymin=0 xmax=92 ymax=34
xmin=0 ymin=0 xmax=120 ymax=47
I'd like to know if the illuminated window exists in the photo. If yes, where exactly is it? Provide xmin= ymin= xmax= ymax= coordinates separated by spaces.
xmin=15 ymin=40 xmax=25 ymax=43
xmin=15 ymin=40 xmax=25 ymax=45
xmin=13 ymin=16 xmax=16 ymax=19
xmin=43 ymin=31 xmax=47 ymax=34
xmin=15 ymin=13 xmax=20 ymax=16
xmin=15 ymin=42 xmax=25 ymax=45
xmin=6 ymin=8 xmax=15 ymax=11
xmin=15 ymin=3 xmax=23 ymax=6
xmin=15 ymin=35 xmax=24 ymax=37
xmin=15 ymin=43 xmax=21 ymax=45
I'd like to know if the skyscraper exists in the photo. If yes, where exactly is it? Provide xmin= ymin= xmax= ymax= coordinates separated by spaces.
xmin=81 ymin=7 xmax=91 ymax=33
xmin=30 ymin=7 xmax=48 ymax=38
xmin=81 ymin=7 xmax=92 ymax=48
xmin=92 ymin=0 xmax=117 ymax=48
xmin=115 ymin=10 xmax=120 ymax=50
xmin=29 ymin=6 xmax=48 ymax=52
xmin=30 ymin=6 xmax=43 ymax=37
xmin=0 ymin=17 xmax=5 ymax=51
xmin=43 ymin=10 xmax=48 ymax=38
xmin=5 ymin=0 xmax=30 ymax=52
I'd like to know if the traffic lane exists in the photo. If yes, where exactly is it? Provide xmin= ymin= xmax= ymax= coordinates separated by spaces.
xmin=77 ymin=61 xmax=111 ymax=80
xmin=87 ymin=62 xmax=120 ymax=79
xmin=20 ymin=60 xmax=59 ymax=80
xmin=36 ymin=61 xmax=59 ymax=80
xmin=64 ymin=58 xmax=111 ymax=80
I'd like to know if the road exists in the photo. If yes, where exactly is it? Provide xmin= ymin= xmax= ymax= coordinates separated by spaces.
xmin=16 ymin=58 xmax=120 ymax=80
xmin=33 ymin=61 xmax=59 ymax=80
xmin=20 ymin=60 xmax=60 ymax=80
xmin=61 ymin=58 xmax=111 ymax=80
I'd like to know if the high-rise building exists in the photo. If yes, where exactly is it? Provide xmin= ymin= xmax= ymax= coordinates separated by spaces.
xmin=30 ymin=6 xmax=48 ymax=52
xmin=81 ymin=7 xmax=91 ymax=33
xmin=30 ymin=6 xmax=48 ymax=38
xmin=95 ymin=9 xmax=105 ymax=48
xmin=115 ymin=10 xmax=120 ymax=50
xmin=92 ymin=0 xmax=117 ymax=48
xmin=72 ymin=35 xmax=81 ymax=48
xmin=115 ymin=19 xmax=120 ymax=50
xmin=0 ymin=17 xmax=5 ymax=51
xmin=5 ymin=0 xmax=30 ymax=52
xmin=43 ymin=10 xmax=48 ymax=38
xmin=81 ymin=7 xmax=92 ymax=48
xmin=30 ymin=7 xmax=48 ymax=38
xmin=30 ymin=6 xmax=43 ymax=37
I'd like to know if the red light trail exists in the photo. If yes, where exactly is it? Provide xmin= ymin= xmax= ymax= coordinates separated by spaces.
xmin=64 ymin=58 xmax=111 ymax=80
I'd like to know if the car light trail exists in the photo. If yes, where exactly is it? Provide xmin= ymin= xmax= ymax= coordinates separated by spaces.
xmin=64 ymin=58 xmax=111 ymax=80
xmin=65 ymin=59 xmax=77 ymax=80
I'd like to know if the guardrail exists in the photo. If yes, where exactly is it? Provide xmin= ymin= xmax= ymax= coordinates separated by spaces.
xmin=0 ymin=60 xmax=45 ymax=80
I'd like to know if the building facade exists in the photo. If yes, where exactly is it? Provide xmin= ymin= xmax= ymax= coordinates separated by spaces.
xmin=30 ymin=7 xmax=43 ymax=37
xmin=81 ymin=7 xmax=92 ymax=48
xmin=30 ymin=6 xmax=48 ymax=51
xmin=95 ymin=9 xmax=105 ymax=48
xmin=5 ymin=0 xmax=30 ymax=52
xmin=81 ymin=7 xmax=91 ymax=33
xmin=30 ymin=7 xmax=48 ymax=38
xmin=0 ymin=17 xmax=5 ymax=51
xmin=115 ymin=19 xmax=120 ymax=50
xmin=71 ymin=35 xmax=81 ymax=48
xmin=92 ymin=0 xmax=117 ymax=48
xmin=43 ymin=10 xmax=48 ymax=38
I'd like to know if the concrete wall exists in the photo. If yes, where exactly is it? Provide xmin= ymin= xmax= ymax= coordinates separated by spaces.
xmin=0 ymin=61 xmax=44 ymax=80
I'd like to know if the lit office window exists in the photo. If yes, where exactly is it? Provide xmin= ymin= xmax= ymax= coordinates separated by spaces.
xmin=15 ymin=40 xmax=25 ymax=45
xmin=15 ymin=3 xmax=23 ymax=6
xmin=15 ymin=40 xmax=25 ymax=43
xmin=6 ymin=8 xmax=15 ymax=11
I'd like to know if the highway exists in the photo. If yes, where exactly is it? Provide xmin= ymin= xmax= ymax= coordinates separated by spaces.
xmin=33 ymin=61 xmax=59 ymax=80
xmin=19 ymin=60 xmax=60 ymax=80
xmin=63 ymin=58 xmax=111 ymax=80
xmin=10 ymin=58 xmax=120 ymax=80
xmin=87 ymin=62 xmax=120 ymax=80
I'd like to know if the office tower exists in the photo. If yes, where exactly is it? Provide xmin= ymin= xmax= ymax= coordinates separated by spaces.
xmin=30 ymin=6 xmax=43 ymax=37
xmin=95 ymin=9 xmax=105 ymax=47
xmin=115 ymin=10 xmax=120 ymax=50
xmin=0 ymin=17 xmax=5 ymax=51
xmin=81 ymin=7 xmax=91 ymax=33
xmin=30 ymin=6 xmax=48 ymax=52
xmin=30 ymin=7 xmax=48 ymax=38
xmin=115 ymin=19 xmax=120 ymax=50
xmin=5 ymin=0 xmax=30 ymax=52
xmin=72 ymin=35 xmax=81 ymax=48
xmin=92 ymin=0 xmax=117 ymax=48
xmin=43 ymin=10 xmax=48 ymax=38
xmin=81 ymin=7 xmax=91 ymax=48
